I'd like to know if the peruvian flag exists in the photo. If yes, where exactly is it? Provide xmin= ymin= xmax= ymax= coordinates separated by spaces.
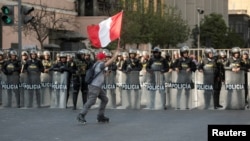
xmin=87 ymin=11 xmax=123 ymax=48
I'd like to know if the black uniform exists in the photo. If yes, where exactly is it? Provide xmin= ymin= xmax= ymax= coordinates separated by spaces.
xmin=241 ymin=58 xmax=250 ymax=104
xmin=23 ymin=58 xmax=44 ymax=107
xmin=146 ymin=55 xmax=169 ymax=73
xmin=71 ymin=57 xmax=94 ymax=110
xmin=198 ymin=56 xmax=222 ymax=109
xmin=216 ymin=56 xmax=229 ymax=108
xmin=175 ymin=56 xmax=197 ymax=72
xmin=121 ymin=57 xmax=142 ymax=72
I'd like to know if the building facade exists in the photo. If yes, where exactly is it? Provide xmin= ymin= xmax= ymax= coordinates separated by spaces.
xmin=1 ymin=0 xmax=230 ymax=51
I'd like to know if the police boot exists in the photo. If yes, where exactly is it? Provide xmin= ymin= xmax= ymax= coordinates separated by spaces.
xmin=72 ymin=93 xmax=78 ymax=110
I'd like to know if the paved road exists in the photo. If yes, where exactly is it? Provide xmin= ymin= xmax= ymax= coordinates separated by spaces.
xmin=0 ymin=107 xmax=250 ymax=141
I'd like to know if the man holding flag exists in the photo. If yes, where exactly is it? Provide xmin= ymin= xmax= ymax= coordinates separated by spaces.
xmin=77 ymin=11 xmax=123 ymax=124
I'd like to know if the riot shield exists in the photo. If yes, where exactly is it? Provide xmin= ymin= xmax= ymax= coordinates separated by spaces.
xmin=118 ymin=71 xmax=141 ymax=109
xmin=0 ymin=72 xmax=4 ymax=106
xmin=126 ymin=71 xmax=141 ymax=109
xmin=59 ymin=72 xmax=68 ymax=108
xmin=196 ymin=70 xmax=215 ymax=109
xmin=115 ymin=70 xmax=124 ymax=106
xmin=103 ymin=71 xmax=117 ymax=109
xmin=40 ymin=72 xmax=52 ymax=107
xmin=51 ymin=71 xmax=68 ymax=108
xmin=116 ymin=71 xmax=127 ymax=109
xmin=20 ymin=72 xmax=28 ymax=107
xmin=2 ymin=72 xmax=19 ymax=107
xmin=145 ymin=71 xmax=166 ymax=110
xmin=171 ymin=70 xmax=193 ymax=110
xmin=222 ymin=70 xmax=245 ymax=110
xmin=51 ymin=72 xmax=60 ymax=108
xmin=25 ymin=71 xmax=42 ymax=108
xmin=164 ymin=71 xmax=172 ymax=109
xmin=139 ymin=70 xmax=150 ymax=108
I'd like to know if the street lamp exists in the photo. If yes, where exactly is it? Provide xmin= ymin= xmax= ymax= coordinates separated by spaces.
xmin=197 ymin=8 xmax=204 ymax=60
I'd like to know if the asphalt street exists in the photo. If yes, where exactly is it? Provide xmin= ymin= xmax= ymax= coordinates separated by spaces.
xmin=0 ymin=107 xmax=250 ymax=141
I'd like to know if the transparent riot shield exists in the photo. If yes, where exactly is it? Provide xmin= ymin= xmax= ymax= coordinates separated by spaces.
xmin=0 ymin=72 xmax=5 ymax=107
xmin=140 ymin=70 xmax=150 ymax=108
xmin=40 ymin=72 xmax=52 ymax=107
xmin=171 ymin=70 xmax=193 ymax=110
xmin=196 ymin=70 xmax=215 ymax=109
xmin=20 ymin=72 xmax=28 ymax=107
xmin=2 ymin=73 xmax=19 ymax=108
xmin=25 ymin=71 xmax=42 ymax=108
xmin=115 ymin=70 xmax=124 ymax=107
xmin=116 ymin=71 xmax=127 ymax=109
xmin=103 ymin=71 xmax=117 ymax=109
xmin=51 ymin=71 xmax=68 ymax=108
xmin=145 ymin=71 xmax=166 ymax=110
xmin=119 ymin=71 xmax=141 ymax=109
xmin=164 ymin=71 xmax=172 ymax=109
xmin=222 ymin=70 xmax=245 ymax=110
xmin=51 ymin=72 xmax=60 ymax=108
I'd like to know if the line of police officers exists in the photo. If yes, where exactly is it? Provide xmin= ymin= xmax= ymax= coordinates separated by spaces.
xmin=0 ymin=46 xmax=249 ymax=110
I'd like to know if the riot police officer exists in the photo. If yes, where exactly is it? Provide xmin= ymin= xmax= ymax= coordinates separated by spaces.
xmin=121 ymin=49 xmax=142 ymax=72
xmin=121 ymin=48 xmax=142 ymax=109
xmin=241 ymin=50 xmax=250 ymax=106
xmin=103 ymin=50 xmax=117 ymax=108
xmin=23 ymin=49 xmax=44 ymax=108
xmin=41 ymin=50 xmax=53 ymax=106
xmin=0 ymin=51 xmax=5 ymax=105
xmin=146 ymin=47 xmax=169 ymax=110
xmin=214 ymin=51 xmax=229 ymax=108
xmin=50 ymin=52 xmax=71 ymax=108
xmin=71 ymin=49 xmax=94 ymax=110
xmin=227 ymin=47 xmax=245 ymax=72
xmin=20 ymin=51 xmax=29 ymax=107
xmin=174 ymin=46 xmax=196 ymax=109
xmin=225 ymin=47 xmax=246 ymax=109
xmin=2 ymin=50 xmax=21 ymax=107
xmin=198 ymin=48 xmax=222 ymax=109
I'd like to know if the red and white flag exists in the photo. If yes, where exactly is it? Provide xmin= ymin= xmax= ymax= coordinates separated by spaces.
xmin=87 ymin=11 xmax=123 ymax=48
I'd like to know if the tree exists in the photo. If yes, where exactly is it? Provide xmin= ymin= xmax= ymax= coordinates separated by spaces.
xmin=224 ymin=28 xmax=245 ymax=48
xmin=20 ymin=1 xmax=79 ymax=50
xmin=199 ymin=13 xmax=228 ymax=48
xmin=118 ymin=2 xmax=189 ymax=49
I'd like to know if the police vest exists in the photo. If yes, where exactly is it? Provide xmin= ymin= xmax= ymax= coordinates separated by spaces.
xmin=27 ymin=61 xmax=40 ymax=72
xmin=42 ymin=60 xmax=52 ymax=69
xmin=229 ymin=59 xmax=241 ymax=68
xmin=76 ymin=60 xmax=87 ymax=75
xmin=203 ymin=59 xmax=216 ymax=71
xmin=6 ymin=63 xmax=15 ymax=72
xmin=151 ymin=60 xmax=163 ymax=71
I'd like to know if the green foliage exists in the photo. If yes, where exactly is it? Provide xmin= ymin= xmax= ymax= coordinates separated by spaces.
xmin=199 ymin=13 xmax=244 ymax=49
xmin=120 ymin=4 xmax=190 ymax=49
